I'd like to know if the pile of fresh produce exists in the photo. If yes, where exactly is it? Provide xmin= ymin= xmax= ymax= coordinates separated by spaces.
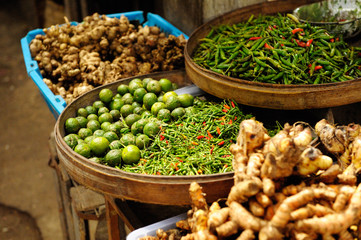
xmin=63 ymin=77 xmax=278 ymax=175
xmin=141 ymin=119 xmax=361 ymax=239
xmin=29 ymin=13 xmax=186 ymax=104
xmin=192 ymin=14 xmax=361 ymax=84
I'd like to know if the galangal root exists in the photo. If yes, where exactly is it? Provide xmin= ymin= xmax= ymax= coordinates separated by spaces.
xmin=30 ymin=13 xmax=186 ymax=104
xmin=140 ymin=119 xmax=361 ymax=240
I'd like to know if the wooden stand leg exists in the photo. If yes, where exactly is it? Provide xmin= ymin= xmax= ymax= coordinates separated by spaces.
xmin=105 ymin=197 xmax=121 ymax=240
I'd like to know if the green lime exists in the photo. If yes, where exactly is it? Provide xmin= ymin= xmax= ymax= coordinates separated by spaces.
xmin=143 ymin=92 xmax=158 ymax=110
xmin=125 ymin=114 xmax=141 ymax=127
xmin=129 ymin=78 xmax=143 ymax=86
xmin=84 ymin=135 xmax=95 ymax=144
xmin=128 ymin=80 xmax=143 ymax=95
xmin=85 ymin=105 xmax=97 ymax=115
xmin=98 ymin=106 xmax=110 ymax=115
xmin=93 ymin=100 xmax=105 ymax=111
xmin=132 ymin=102 xmax=142 ymax=109
xmin=77 ymin=107 xmax=88 ymax=118
xmin=120 ymin=104 xmax=135 ymax=117
xmin=74 ymin=143 xmax=92 ymax=158
xmin=113 ymin=120 xmax=126 ymax=130
xmin=122 ymin=93 xmax=134 ymax=105
xmin=104 ymin=149 xmax=122 ymax=166
xmin=159 ymin=78 xmax=173 ymax=92
xmin=117 ymin=84 xmax=129 ymax=95
xmin=121 ymin=133 xmax=136 ymax=146
xmin=76 ymin=116 xmax=88 ymax=128
xmin=135 ymin=134 xmax=150 ymax=149
xmin=146 ymin=79 xmax=162 ymax=94
xmin=172 ymin=82 xmax=178 ymax=90
xmin=77 ymin=139 xmax=85 ymax=145
xmin=162 ymin=91 xmax=178 ymax=103
xmin=185 ymin=106 xmax=196 ymax=116
xmin=157 ymin=108 xmax=171 ymax=122
xmin=143 ymin=122 xmax=160 ymax=137
xmin=65 ymin=118 xmax=80 ymax=134
xmin=131 ymin=119 xmax=148 ymax=135
xmin=109 ymin=98 xmax=124 ymax=111
xmin=141 ymin=111 xmax=152 ymax=118
xmin=108 ymin=123 xmax=120 ymax=135
xmin=113 ymin=93 xmax=122 ymax=99
xmin=133 ymin=88 xmax=147 ymax=103
xmin=122 ymin=145 xmax=141 ymax=164
xmin=133 ymin=106 xmax=145 ymax=115
xmin=109 ymin=140 xmax=122 ymax=150
xmin=171 ymin=107 xmax=186 ymax=119
xmin=63 ymin=134 xmax=79 ymax=149
xmin=178 ymin=93 xmax=194 ymax=107
xmin=142 ymin=78 xmax=152 ymax=88
xmin=98 ymin=112 xmax=113 ymax=124
xmin=93 ymin=129 xmax=105 ymax=137
xmin=151 ymin=102 xmax=166 ymax=116
xmin=165 ymin=95 xmax=181 ymax=111
xmin=89 ymin=157 xmax=103 ymax=164
xmin=110 ymin=109 xmax=120 ymax=121
xmin=158 ymin=95 xmax=164 ymax=102
xmin=87 ymin=113 xmax=98 ymax=121
xmin=103 ymin=131 xmax=119 ymax=143
xmin=101 ymin=122 xmax=112 ymax=132
xmin=90 ymin=137 xmax=109 ymax=157
xmin=87 ymin=119 xmax=101 ymax=132
xmin=99 ymin=88 xmax=113 ymax=103
xmin=78 ymin=128 xmax=93 ymax=139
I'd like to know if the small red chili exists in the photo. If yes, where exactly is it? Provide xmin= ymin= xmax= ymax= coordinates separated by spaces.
xmin=249 ymin=36 xmax=262 ymax=40
xmin=264 ymin=43 xmax=273 ymax=49
xmin=210 ymin=147 xmax=214 ymax=154
xmin=231 ymin=101 xmax=235 ymax=108
xmin=224 ymin=104 xmax=230 ymax=109
xmin=292 ymin=28 xmax=304 ymax=34
xmin=222 ymin=109 xmax=228 ymax=113
xmin=314 ymin=65 xmax=323 ymax=71
xmin=207 ymin=130 xmax=213 ymax=139
xmin=218 ymin=141 xmax=225 ymax=146
xmin=197 ymin=135 xmax=205 ymax=140
xmin=306 ymin=39 xmax=313 ymax=47
xmin=216 ymin=126 xmax=221 ymax=135
xmin=229 ymin=119 xmax=233 ymax=125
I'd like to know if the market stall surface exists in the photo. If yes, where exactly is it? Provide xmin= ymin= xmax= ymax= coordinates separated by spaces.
xmin=0 ymin=1 xmax=62 ymax=239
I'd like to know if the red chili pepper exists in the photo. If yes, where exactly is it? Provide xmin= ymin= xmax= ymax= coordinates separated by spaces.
xmin=157 ymin=172 xmax=161 ymax=175
xmin=295 ymin=39 xmax=306 ymax=47
xmin=222 ymin=109 xmax=228 ymax=113
xmin=229 ymin=119 xmax=233 ymax=125
xmin=249 ymin=36 xmax=262 ymax=40
xmin=330 ymin=38 xmax=335 ymax=43
xmin=234 ymin=116 xmax=237 ymax=121
xmin=216 ymin=126 xmax=221 ymax=135
xmin=197 ymin=135 xmax=204 ymax=140
xmin=292 ymin=28 xmax=304 ymax=34
xmin=179 ymin=159 xmax=183 ymax=162
xmin=165 ymin=140 xmax=168 ymax=144
xmin=202 ymin=121 xmax=206 ymax=126
xmin=160 ymin=134 xmax=165 ymax=141
xmin=218 ymin=141 xmax=225 ymax=146
xmin=314 ymin=65 xmax=323 ymax=71
xmin=306 ymin=39 xmax=313 ymax=47
xmin=210 ymin=147 xmax=214 ymax=154
xmin=231 ymin=101 xmax=235 ymax=108
xmin=207 ymin=130 xmax=213 ymax=139
xmin=224 ymin=164 xmax=228 ymax=168
xmin=264 ymin=43 xmax=273 ymax=49
xmin=224 ymin=104 xmax=230 ymax=109
xmin=191 ymin=141 xmax=199 ymax=146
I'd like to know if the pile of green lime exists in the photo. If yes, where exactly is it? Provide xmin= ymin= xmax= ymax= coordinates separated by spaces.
xmin=63 ymin=77 xmax=195 ymax=167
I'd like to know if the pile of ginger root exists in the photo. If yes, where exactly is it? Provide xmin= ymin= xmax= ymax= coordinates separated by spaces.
xmin=141 ymin=118 xmax=361 ymax=240
xmin=29 ymin=13 xmax=186 ymax=103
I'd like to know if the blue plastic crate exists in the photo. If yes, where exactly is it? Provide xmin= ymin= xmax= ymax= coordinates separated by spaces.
xmin=126 ymin=213 xmax=187 ymax=240
xmin=21 ymin=11 xmax=188 ymax=119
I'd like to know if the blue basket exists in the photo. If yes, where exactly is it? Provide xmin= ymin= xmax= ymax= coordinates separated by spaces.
xmin=21 ymin=11 xmax=188 ymax=119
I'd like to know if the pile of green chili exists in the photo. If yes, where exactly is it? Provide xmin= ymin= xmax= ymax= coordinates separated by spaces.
xmin=119 ymin=98 xmax=279 ymax=176
xmin=192 ymin=14 xmax=361 ymax=84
